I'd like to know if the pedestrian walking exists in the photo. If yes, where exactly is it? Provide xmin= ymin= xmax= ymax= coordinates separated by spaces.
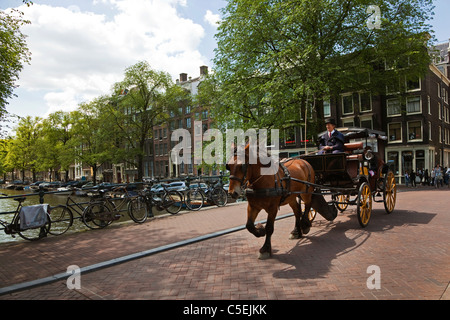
xmin=424 ymin=169 xmax=429 ymax=186
xmin=434 ymin=164 xmax=443 ymax=188
xmin=417 ymin=168 xmax=423 ymax=185
xmin=431 ymin=167 xmax=436 ymax=187
xmin=410 ymin=170 xmax=416 ymax=187
xmin=446 ymin=167 xmax=450 ymax=188
xmin=404 ymin=171 xmax=410 ymax=187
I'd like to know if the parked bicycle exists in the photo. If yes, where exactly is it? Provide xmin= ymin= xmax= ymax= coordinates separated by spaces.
xmin=184 ymin=179 xmax=228 ymax=211
xmin=50 ymin=186 xmax=148 ymax=232
xmin=82 ymin=186 xmax=148 ymax=229
xmin=139 ymin=181 xmax=184 ymax=215
xmin=0 ymin=193 xmax=51 ymax=241
xmin=45 ymin=191 xmax=88 ymax=236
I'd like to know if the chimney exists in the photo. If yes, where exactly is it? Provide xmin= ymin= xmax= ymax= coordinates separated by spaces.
xmin=200 ymin=66 xmax=208 ymax=76
xmin=180 ymin=73 xmax=188 ymax=82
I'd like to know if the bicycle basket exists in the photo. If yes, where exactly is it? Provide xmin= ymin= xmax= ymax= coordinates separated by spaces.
xmin=19 ymin=204 xmax=49 ymax=230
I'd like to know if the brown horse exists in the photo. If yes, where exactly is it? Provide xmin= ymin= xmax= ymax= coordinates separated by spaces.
xmin=226 ymin=144 xmax=317 ymax=260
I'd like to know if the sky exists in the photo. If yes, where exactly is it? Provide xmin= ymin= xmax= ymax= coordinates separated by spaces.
xmin=1 ymin=0 xmax=226 ymax=123
xmin=1 ymin=0 xmax=450 ymax=126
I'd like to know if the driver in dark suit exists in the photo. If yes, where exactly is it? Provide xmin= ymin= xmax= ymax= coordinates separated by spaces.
xmin=318 ymin=119 xmax=345 ymax=154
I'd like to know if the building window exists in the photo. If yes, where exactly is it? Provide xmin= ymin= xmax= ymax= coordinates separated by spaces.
xmin=323 ymin=100 xmax=331 ymax=117
xmin=444 ymin=107 xmax=450 ymax=123
xmin=388 ymin=123 xmax=402 ymax=143
xmin=428 ymin=95 xmax=431 ymax=115
xmin=342 ymin=119 xmax=354 ymax=127
xmin=429 ymin=121 xmax=432 ymax=141
xmin=387 ymin=98 xmax=401 ymax=117
xmin=386 ymin=77 xmax=400 ymax=94
xmin=406 ymin=96 xmax=421 ymax=114
xmin=406 ymin=77 xmax=421 ymax=92
xmin=359 ymin=92 xmax=372 ymax=112
xmin=360 ymin=116 xmax=373 ymax=129
xmin=284 ymin=127 xmax=296 ymax=146
xmin=407 ymin=121 xmax=422 ymax=141
xmin=342 ymin=94 xmax=354 ymax=115
xmin=186 ymin=117 xmax=192 ymax=129
xmin=387 ymin=151 xmax=399 ymax=175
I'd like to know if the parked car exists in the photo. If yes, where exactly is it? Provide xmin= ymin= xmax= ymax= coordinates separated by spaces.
xmin=81 ymin=181 xmax=95 ymax=189
xmin=166 ymin=181 xmax=187 ymax=191
xmin=39 ymin=181 xmax=62 ymax=191
xmin=150 ymin=184 xmax=165 ymax=193
xmin=189 ymin=183 xmax=208 ymax=191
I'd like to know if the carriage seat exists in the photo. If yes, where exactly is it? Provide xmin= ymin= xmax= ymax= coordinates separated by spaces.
xmin=346 ymin=154 xmax=363 ymax=161
xmin=344 ymin=142 xmax=364 ymax=154
xmin=344 ymin=142 xmax=364 ymax=179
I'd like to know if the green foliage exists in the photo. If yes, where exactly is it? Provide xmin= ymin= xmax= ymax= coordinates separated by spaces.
xmin=0 ymin=6 xmax=32 ymax=119
xmin=209 ymin=0 xmax=434 ymax=138
xmin=109 ymin=61 xmax=190 ymax=180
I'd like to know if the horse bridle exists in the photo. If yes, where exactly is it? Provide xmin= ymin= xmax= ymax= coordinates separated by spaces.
xmin=227 ymin=163 xmax=248 ymax=186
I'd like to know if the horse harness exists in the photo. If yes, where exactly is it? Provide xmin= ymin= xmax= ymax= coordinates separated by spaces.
xmin=232 ymin=158 xmax=312 ymax=205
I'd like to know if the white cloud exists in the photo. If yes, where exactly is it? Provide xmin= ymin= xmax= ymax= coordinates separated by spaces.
xmin=204 ymin=9 xmax=220 ymax=28
xmin=16 ymin=0 xmax=207 ymax=116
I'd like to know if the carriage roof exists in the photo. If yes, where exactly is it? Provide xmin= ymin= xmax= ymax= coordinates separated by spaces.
xmin=318 ymin=127 xmax=387 ymax=142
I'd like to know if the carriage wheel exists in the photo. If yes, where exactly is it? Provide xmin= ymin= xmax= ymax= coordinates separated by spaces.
xmin=308 ymin=208 xmax=317 ymax=222
xmin=383 ymin=171 xmax=397 ymax=214
xmin=334 ymin=194 xmax=349 ymax=212
xmin=357 ymin=182 xmax=372 ymax=228
xmin=299 ymin=199 xmax=317 ymax=222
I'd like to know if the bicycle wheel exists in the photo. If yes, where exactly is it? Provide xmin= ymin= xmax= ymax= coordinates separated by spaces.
xmin=163 ymin=191 xmax=183 ymax=214
xmin=128 ymin=196 xmax=148 ymax=223
xmin=211 ymin=187 xmax=228 ymax=207
xmin=185 ymin=189 xmax=204 ymax=211
xmin=48 ymin=205 xmax=73 ymax=236
xmin=82 ymin=202 xmax=112 ymax=229
xmin=17 ymin=214 xmax=51 ymax=241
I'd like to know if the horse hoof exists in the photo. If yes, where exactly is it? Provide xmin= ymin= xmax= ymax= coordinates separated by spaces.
xmin=255 ymin=223 xmax=266 ymax=237
xmin=289 ymin=232 xmax=301 ymax=240
xmin=301 ymin=226 xmax=310 ymax=235
xmin=258 ymin=252 xmax=271 ymax=260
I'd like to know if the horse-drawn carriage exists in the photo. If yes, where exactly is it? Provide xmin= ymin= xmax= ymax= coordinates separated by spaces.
xmin=301 ymin=127 xmax=397 ymax=228
xmin=226 ymin=127 xmax=397 ymax=259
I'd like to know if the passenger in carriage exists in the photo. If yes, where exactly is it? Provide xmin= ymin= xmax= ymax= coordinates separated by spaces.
xmin=318 ymin=119 xmax=345 ymax=154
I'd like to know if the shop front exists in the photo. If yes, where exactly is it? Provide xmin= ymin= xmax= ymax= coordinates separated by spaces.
xmin=385 ymin=145 xmax=435 ymax=184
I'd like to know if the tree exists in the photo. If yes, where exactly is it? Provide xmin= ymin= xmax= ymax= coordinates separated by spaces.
xmin=38 ymin=111 xmax=76 ymax=181
xmin=211 ymin=0 xmax=434 ymax=139
xmin=5 ymin=116 xmax=41 ymax=181
xmin=0 ymin=3 xmax=32 ymax=122
xmin=71 ymin=101 xmax=112 ymax=184
xmin=110 ymin=61 xmax=190 ymax=181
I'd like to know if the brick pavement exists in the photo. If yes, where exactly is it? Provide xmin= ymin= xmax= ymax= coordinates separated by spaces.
xmin=0 ymin=188 xmax=449 ymax=300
